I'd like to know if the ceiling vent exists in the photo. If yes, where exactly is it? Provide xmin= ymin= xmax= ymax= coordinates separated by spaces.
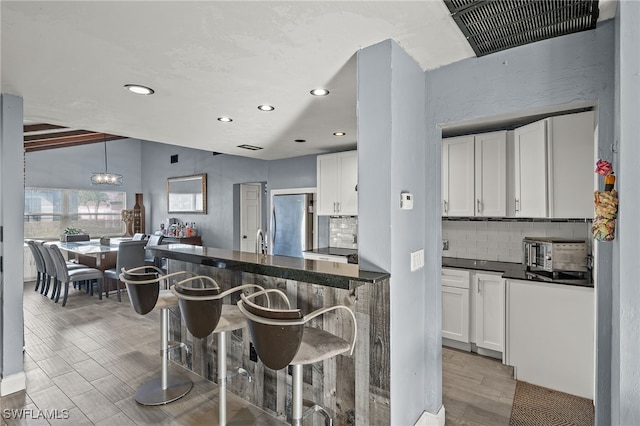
xmin=444 ymin=0 xmax=599 ymax=57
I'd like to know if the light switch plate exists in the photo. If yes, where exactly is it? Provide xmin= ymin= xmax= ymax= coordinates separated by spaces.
xmin=410 ymin=249 xmax=424 ymax=271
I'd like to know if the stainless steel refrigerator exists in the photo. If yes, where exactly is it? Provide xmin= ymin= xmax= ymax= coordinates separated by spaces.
xmin=271 ymin=193 xmax=313 ymax=258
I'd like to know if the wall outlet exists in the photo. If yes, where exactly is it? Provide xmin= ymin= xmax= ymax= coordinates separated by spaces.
xmin=249 ymin=342 xmax=258 ymax=362
xmin=410 ymin=249 xmax=424 ymax=271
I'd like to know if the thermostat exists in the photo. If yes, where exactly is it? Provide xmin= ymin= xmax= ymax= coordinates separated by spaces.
xmin=400 ymin=192 xmax=413 ymax=210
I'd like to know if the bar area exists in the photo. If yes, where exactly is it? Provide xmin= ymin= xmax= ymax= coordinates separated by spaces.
xmin=149 ymin=244 xmax=390 ymax=425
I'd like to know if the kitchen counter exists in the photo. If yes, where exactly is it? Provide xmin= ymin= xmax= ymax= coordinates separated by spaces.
xmin=442 ymin=257 xmax=593 ymax=287
xmin=304 ymin=247 xmax=358 ymax=263
xmin=149 ymin=244 xmax=387 ymax=289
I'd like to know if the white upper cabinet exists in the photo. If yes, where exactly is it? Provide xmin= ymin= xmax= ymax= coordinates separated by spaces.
xmin=443 ymin=131 xmax=507 ymax=217
xmin=513 ymin=111 xmax=595 ymax=218
xmin=317 ymin=150 xmax=358 ymax=216
xmin=514 ymin=120 xmax=548 ymax=217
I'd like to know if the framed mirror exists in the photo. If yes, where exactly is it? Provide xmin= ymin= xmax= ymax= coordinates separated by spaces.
xmin=167 ymin=173 xmax=207 ymax=214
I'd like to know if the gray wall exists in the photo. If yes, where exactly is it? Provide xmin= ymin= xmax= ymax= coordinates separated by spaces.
xmin=25 ymin=138 xmax=144 ymax=208
xmin=358 ymin=39 xmax=428 ymax=424
xmin=140 ymin=141 xmax=318 ymax=249
xmin=0 ymin=94 xmax=25 ymax=389
xmin=616 ymin=1 xmax=640 ymax=424
xmin=426 ymin=21 xmax=615 ymax=424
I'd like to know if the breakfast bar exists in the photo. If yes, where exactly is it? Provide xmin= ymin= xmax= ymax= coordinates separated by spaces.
xmin=148 ymin=243 xmax=391 ymax=425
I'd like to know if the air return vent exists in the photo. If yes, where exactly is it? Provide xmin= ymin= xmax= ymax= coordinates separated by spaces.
xmin=444 ymin=0 xmax=599 ymax=57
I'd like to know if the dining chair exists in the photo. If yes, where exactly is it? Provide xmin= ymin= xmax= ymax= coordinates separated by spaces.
xmin=103 ymin=240 xmax=147 ymax=301
xmin=47 ymin=244 xmax=104 ymax=307
xmin=132 ymin=233 xmax=147 ymax=241
xmin=36 ymin=242 xmax=85 ymax=297
xmin=145 ymin=234 xmax=166 ymax=272
xmin=26 ymin=240 xmax=46 ymax=292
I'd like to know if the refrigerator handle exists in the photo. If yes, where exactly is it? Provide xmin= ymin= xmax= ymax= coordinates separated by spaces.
xmin=272 ymin=208 xmax=277 ymax=249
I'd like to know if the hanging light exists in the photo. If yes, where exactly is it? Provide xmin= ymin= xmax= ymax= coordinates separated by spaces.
xmin=91 ymin=137 xmax=123 ymax=186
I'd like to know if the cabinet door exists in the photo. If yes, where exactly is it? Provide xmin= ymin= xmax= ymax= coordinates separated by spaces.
xmin=338 ymin=151 xmax=358 ymax=215
xmin=442 ymin=286 xmax=470 ymax=343
xmin=475 ymin=131 xmax=507 ymax=217
xmin=547 ymin=111 xmax=595 ymax=218
xmin=317 ymin=154 xmax=339 ymax=215
xmin=24 ymin=244 xmax=37 ymax=281
xmin=474 ymin=273 xmax=504 ymax=352
xmin=514 ymin=120 xmax=548 ymax=217
xmin=442 ymin=136 xmax=475 ymax=216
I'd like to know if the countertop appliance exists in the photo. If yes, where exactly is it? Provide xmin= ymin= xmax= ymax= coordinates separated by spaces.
xmin=522 ymin=237 xmax=588 ymax=276
xmin=271 ymin=193 xmax=313 ymax=258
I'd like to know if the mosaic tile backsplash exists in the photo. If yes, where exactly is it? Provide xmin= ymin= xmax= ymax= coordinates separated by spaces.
xmin=442 ymin=220 xmax=592 ymax=263
xmin=330 ymin=216 xmax=358 ymax=249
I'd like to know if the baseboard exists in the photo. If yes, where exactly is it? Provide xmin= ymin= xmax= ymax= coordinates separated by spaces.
xmin=0 ymin=371 xmax=26 ymax=396
xmin=415 ymin=405 xmax=445 ymax=426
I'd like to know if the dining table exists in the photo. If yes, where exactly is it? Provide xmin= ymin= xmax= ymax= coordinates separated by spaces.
xmin=52 ymin=237 xmax=132 ymax=271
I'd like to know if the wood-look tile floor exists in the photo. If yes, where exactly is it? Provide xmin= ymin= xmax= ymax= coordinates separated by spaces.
xmin=442 ymin=347 xmax=517 ymax=426
xmin=0 ymin=281 xmax=287 ymax=426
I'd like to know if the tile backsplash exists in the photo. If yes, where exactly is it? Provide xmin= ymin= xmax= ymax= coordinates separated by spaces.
xmin=329 ymin=216 xmax=358 ymax=249
xmin=442 ymin=220 xmax=592 ymax=263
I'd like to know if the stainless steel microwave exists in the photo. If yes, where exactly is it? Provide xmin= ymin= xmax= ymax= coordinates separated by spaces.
xmin=522 ymin=237 xmax=588 ymax=273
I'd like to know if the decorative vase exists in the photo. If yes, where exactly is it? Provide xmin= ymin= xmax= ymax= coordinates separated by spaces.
xmin=133 ymin=193 xmax=145 ymax=234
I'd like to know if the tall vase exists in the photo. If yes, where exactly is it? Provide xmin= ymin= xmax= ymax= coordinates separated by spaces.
xmin=133 ymin=193 xmax=145 ymax=234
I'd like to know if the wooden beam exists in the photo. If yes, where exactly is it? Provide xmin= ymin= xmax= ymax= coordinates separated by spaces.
xmin=24 ymin=129 xmax=100 ymax=142
xmin=24 ymin=134 xmax=123 ymax=153
xmin=23 ymin=123 xmax=67 ymax=133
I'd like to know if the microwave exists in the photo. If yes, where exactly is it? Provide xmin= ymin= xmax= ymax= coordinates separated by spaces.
xmin=522 ymin=237 xmax=588 ymax=273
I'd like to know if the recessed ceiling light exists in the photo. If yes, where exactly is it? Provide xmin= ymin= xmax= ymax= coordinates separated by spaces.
xmin=257 ymin=104 xmax=275 ymax=111
xmin=310 ymin=88 xmax=330 ymax=96
xmin=333 ymin=132 xmax=346 ymax=136
xmin=294 ymin=139 xmax=306 ymax=143
xmin=218 ymin=117 xmax=233 ymax=122
xmin=124 ymin=84 xmax=154 ymax=95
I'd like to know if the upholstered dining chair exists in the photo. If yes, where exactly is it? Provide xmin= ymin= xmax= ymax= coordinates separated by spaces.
xmin=103 ymin=240 xmax=147 ymax=301
xmin=144 ymin=234 xmax=165 ymax=272
xmin=36 ymin=242 xmax=85 ymax=298
xmin=46 ymin=244 xmax=104 ymax=307
xmin=237 ymin=291 xmax=357 ymax=426
xmin=26 ymin=240 xmax=46 ymax=292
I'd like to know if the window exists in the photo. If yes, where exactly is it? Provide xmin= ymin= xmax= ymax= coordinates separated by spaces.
xmin=24 ymin=188 xmax=126 ymax=239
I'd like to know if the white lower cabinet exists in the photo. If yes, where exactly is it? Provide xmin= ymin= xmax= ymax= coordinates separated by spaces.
xmin=473 ymin=273 xmax=505 ymax=353
xmin=441 ymin=268 xmax=470 ymax=343
xmin=442 ymin=268 xmax=505 ymax=358
xmin=506 ymin=279 xmax=594 ymax=399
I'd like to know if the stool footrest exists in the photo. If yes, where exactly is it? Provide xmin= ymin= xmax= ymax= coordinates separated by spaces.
xmin=225 ymin=366 xmax=252 ymax=383
xmin=295 ymin=399 xmax=333 ymax=426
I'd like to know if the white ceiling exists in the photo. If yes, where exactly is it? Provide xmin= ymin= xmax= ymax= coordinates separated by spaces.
xmin=1 ymin=1 xmax=617 ymax=160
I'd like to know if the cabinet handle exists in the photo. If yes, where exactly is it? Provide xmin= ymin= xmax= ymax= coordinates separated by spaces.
xmin=333 ymin=202 xmax=336 ymax=213
xmin=478 ymin=282 xmax=481 ymax=294
xmin=444 ymin=200 xmax=448 ymax=213
xmin=477 ymin=199 xmax=481 ymax=214
xmin=515 ymin=199 xmax=520 ymax=212
xmin=336 ymin=201 xmax=340 ymax=212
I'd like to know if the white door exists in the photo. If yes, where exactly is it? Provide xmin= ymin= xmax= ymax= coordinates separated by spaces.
xmin=240 ymin=183 xmax=262 ymax=253
xmin=475 ymin=131 xmax=507 ymax=217
xmin=474 ymin=274 xmax=505 ymax=352
xmin=514 ymin=120 xmax=548 ymax=217
xmin=442 ymin=136 xmax=475 ymax=216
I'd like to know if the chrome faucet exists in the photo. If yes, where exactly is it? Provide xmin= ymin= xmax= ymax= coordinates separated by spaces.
xmin=256 ymin=229 xmax=267 ymax=256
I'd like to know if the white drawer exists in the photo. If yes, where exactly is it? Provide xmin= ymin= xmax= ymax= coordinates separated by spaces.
xmin=303 ymin=252 xmax=349 ymax=264
xmin=441 ymin=268 xmax=470 ymax=289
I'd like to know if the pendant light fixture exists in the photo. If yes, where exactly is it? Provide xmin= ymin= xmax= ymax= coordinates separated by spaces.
xmin=91 ymin=136 xmax=123 ymax=186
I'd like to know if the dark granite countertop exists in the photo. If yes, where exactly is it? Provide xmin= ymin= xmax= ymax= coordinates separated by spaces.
xmin=149 ymin=244 xmax=388 ymax=290
xmin=442 ymin=257 xmax=593 ymax=288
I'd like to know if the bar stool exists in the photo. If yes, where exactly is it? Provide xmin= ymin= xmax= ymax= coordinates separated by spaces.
xmin=237 ymin=292 xmax=357 ymax=426
xmin=119 ymin=266 xmax=195 ymax=405
xmin=170 ymin=276 xmax=271 ymax=426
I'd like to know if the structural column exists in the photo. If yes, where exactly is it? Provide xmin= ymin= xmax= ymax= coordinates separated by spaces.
xmin=0 ymin=93 xmax=26 ymax=396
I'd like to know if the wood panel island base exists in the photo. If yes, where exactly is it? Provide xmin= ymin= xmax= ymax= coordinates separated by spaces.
xmin=148 ymin=244 xmax=390 ymax=425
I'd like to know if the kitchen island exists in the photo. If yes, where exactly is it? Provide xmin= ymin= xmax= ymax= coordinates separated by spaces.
xmin=148 ymin=244 xmax=390 ymax=425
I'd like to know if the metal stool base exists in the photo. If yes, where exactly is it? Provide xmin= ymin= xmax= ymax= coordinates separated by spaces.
xmin=134 ymin=374 xmax=193 ymax=406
